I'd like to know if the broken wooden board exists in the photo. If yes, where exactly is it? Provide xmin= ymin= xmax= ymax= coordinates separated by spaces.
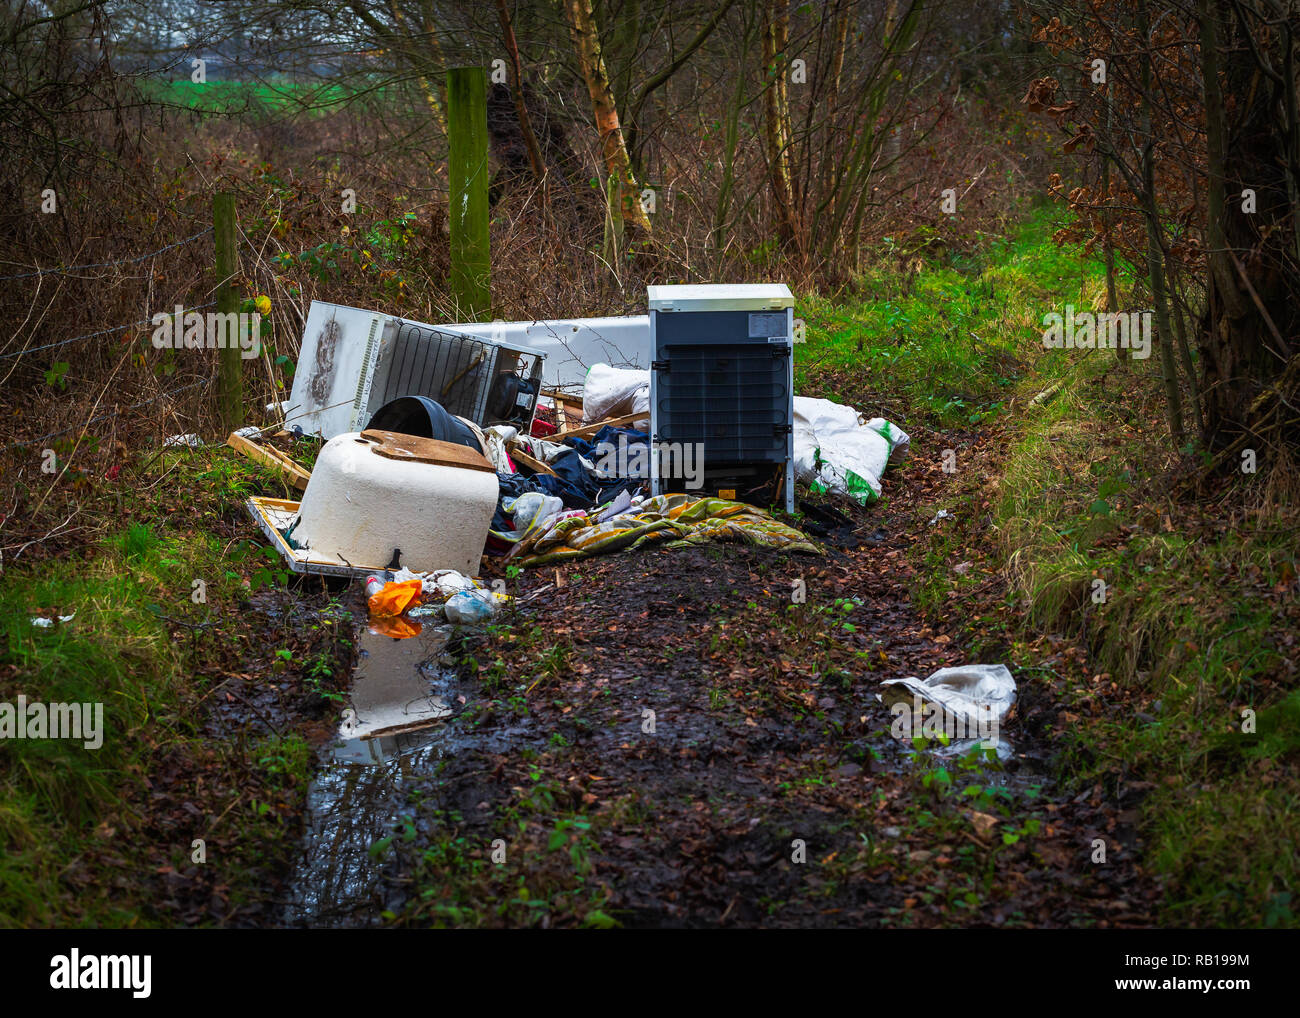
xmin=507 ymin=443 xmax=558 ymax=477
xmin=226 ymin=432 xmax=312 ymax=491
xmin=549 ymin=411 xmax=646 ymax=443
xmin=541 ymin=388 xmax=584 ymax=410
xmin=359 ymin=429 xmax=495 ymax=473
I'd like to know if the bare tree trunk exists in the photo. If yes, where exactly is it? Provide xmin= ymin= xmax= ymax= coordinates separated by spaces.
xmin=562 ymin=0 xmax=652 ymax=236
xmin=762 ymin=0 xmax=799 ymax=251
xmin=1169 ymin=258 xmax=1207 ymax=436
xmin=712 ymin=8 xmax=756 ymax=261
xmin=625 ymin=0 xmax=736 ymax=168
xmin=1100 ymin=81 xmax=1124 ymax=361
xmin=815 ymin=0 xmax=850 ymax=223
xmin=495 ymin=0 xmax=547 ymax=183
xmin=1195 ymin=0 xmax=1288 ymax=444
xmin=1198 ymin=0 xmax=1247 ymax=318
xmin=1139 ymin=0 xmax=1185 ymax=446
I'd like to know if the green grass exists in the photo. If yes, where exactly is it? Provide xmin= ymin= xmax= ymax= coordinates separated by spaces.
xmin=996 ymin=396 xmax=1299 ymax=926
xmin=1 ymin=525 xmax=209 ymax=923
xmin=0 ymin=447 xmax=322 ymax=926
xmin=803 ymin=201 xmax=1300 ymax=927
xmin=796 ymin=204 xmax=1109 ymax=427
xmin=972 ymin=254 xmax=1297 ymax=926
xmin=146 ymin=78 xmax=365 ymax=115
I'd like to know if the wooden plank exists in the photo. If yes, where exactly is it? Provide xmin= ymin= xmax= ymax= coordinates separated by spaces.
xmin=538 ymin=391 xmax=584 ymax=430
xmin=507 ymin=443 xmax=557 ymax=477
xmin=359 ymin=429 xmax=496 ymax=473
xmin=254 ymin=496 xmax=302 ymax=512
xmin=226 ymin=432 xmax=312 ymax=491
xmin=549 ymin=412 xmax=646 ymax=443
xmin=554 ymin=404 xmax=584 ymax=429
xmin=541 ymin=388 xmax=584 ymax=408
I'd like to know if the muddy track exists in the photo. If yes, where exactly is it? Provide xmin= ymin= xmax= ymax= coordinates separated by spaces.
xmin=287 ymin=422 xmax=1161 ymax=928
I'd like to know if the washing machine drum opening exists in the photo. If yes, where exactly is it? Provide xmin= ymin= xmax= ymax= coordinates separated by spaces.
xmin=365 ymin=395 xmax=480 ymax=450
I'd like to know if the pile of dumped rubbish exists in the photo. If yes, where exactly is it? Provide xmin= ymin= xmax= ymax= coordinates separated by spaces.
xmin=238 ymin=370 xmax=908 ymax=580
xmin=219 ymin=292 xmax=1022 ymax=764
xmin=362 ymin=567 xmax=511 ymax=638
xmin=231 ymin=289 xmax=910 ymax=633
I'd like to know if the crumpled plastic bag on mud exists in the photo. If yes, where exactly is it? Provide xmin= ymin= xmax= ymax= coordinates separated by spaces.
xmin=878 ymin=664 xmax=1016 ymax=756
xmin=444 ymin=589 xmax=499 ymax=625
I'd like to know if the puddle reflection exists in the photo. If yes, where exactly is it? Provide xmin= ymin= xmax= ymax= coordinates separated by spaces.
xmin=284 ymin=623 xmax=460 ymax=926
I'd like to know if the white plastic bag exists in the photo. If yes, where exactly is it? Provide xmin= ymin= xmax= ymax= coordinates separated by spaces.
xmin=878 ymin=664 xmax=1016 ymax=754
xmin=792 ymin=397 xmax=910 ymax=505
xmin=502 ymin=491 xmax=564 ymax=537
xmin=392 ymin=567 xmax=477 ymax=599
xmin=444 ymin=589 xmax=504 ymax=625
xmin=583 ymin=363 xmax=650 ymax=426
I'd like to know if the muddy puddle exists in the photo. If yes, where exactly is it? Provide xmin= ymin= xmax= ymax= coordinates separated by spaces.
xmin=282 ymin=620 xmax=477 ymax=927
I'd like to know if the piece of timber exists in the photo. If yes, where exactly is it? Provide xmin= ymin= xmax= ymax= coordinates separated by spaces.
xmin=226 ymin=432 xmax=312 ymax=491
xmin=548 ymin=412 xmax=646 ymax=443
xmin=507 ymin=443 xmax=558 ymax=477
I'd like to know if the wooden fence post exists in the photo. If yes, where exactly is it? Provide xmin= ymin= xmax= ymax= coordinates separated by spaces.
xmin=446 ymin=66 xmax=491 ymax=320
xmin=213 ymin=191 xmax=243 ymax=431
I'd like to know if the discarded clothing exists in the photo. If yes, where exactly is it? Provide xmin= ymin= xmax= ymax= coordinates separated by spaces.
xmin=482 ymin=425 xmax=519 ymax=474
xmin=507 ymin=493 xmax=821 ymax=566
xmin=563 ymin=426 xmax=651 ymax=504
xmin=564 ymin=425 xmax=650 ymax=462
xmin=491 ymin=427 xmax=646 ymax=539
xmin=547 ymin=447 xmax=600 ymax=496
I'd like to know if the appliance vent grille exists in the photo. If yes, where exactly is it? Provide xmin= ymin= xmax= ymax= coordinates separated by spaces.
xmin=371 ymin=322 xmax=500 ymax=423
xmin=366 ymin=320 xmax=544 ymax=429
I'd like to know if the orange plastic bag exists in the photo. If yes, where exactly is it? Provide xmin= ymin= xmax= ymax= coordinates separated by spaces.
xmin=367 ymin=578 xmax=423 ymax=618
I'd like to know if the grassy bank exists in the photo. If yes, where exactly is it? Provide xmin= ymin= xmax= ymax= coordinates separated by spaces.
xmin=0 ymin=447 xmax=348 ymax=926
xmin=797 ymin=205 xmax=1096 ymax=428
xmin=993 ymin=362 xmax=1299 ymax=927
xmin=833 ymin=206 xmax=1300 ymax=927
